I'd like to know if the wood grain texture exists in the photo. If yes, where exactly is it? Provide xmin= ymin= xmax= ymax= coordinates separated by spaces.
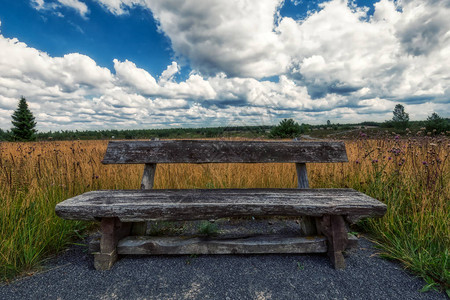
xmin=296 ymin=163 xmax=310 ymax=189
xmin=101 ymin=140 xmax=348 ymax=164
xmin=295 ymin=162 xmax=315 ymax=235
xmin=140 ymin=163 xmax=156 ymax=189
xmin=94 ymin=217 xmax=131 ymax=270
xmin=117 ymin=235 xmax=327 ymax=255
xmin=318 ymin=215 xmax=349 ymax=269
xmin=88 ymin=233 xmax=359 ymax=254
xmin=55 ymin=188 xmax=387 ymax=222
xmin=132 ymin=163 xmax=157 ymax=235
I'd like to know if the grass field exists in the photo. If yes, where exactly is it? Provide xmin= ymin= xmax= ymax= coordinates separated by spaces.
xmin=0 ymin=135 xmax=448 ymax=292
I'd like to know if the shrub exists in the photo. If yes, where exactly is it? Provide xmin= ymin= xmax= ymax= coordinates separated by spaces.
xmin=270 ymin=119 xmax=303 ymax=138
xmin=425 ymin=113 xmax=449 ymax=134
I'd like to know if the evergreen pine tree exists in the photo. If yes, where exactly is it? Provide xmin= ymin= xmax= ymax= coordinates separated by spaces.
xmin=11 ymin=96 xmax=37 ymax=141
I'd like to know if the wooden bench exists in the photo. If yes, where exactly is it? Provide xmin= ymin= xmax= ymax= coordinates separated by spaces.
xmin=55 ymin=140 xmax=386 ymax=270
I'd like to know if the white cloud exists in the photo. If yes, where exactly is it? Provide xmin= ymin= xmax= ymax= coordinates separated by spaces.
xmin=90 ymin=0 xmax=450 ymax=109
xmin=30 ymin=0 xmax=89 ymax=18
xmin=113 ymin=59 xmax=159 ymax=95
xmin=96 ymin=0 xmax=290 ymax=78
xmin=30 ymin=0 xmax=47 ymax=11
xmin=159 ymin=62 xmax=179 ymax=82
xmin=58 ymin=0 xmax=89 ymax=18
xmin=94 ymin=0 xmax=145 ymax=15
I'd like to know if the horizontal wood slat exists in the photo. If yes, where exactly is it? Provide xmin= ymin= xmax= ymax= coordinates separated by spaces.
xmin=88 ymin=233 xmax=359 ymax=254
xmin=117 ymin=235 xmax=327 ymax=255
xmin=101 ymin=140 xmax=348 ymax=164
xmin=55 ymin=188 xmax=386 ymax=222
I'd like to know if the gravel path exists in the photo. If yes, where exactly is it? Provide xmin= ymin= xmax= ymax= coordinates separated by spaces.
xmin=0 ymin=220 xmax=446 ymax=300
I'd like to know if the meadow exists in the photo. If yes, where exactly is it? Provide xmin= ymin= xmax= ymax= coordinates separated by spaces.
xmin=0 ymin=135 xmax=448 ymax=291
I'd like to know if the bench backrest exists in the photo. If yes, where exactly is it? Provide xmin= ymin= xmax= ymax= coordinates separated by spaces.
xmin=102 ymin=140 xmax=348 ymax=164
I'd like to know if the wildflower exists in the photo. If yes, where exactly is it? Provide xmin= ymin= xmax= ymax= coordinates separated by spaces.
xmin=388 ymin=157 xmax=392 ymax=160
xmin=422 ymin=161 xmax=427 ymax=165
xmin=355 ymin=160 xmax=360 ymax=164
xmin=395 ymin=135 xmax=400 ymax=140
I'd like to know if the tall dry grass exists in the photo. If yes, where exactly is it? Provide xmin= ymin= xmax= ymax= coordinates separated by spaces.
xmin=0 ymin=136 xmax=448 ymax=290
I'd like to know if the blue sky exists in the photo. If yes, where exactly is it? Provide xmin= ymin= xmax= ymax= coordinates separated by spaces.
xmin=0 ymin=0 xmax=449 ymax=131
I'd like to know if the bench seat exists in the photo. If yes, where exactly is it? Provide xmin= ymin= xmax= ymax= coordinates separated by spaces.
xmin=55 ymin=188 xmax=386 ymax=222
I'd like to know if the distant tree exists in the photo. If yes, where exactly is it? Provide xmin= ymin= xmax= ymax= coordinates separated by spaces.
xmin=270 ymin=119 xmax=303 ymax=138
xmin=0 ymin=128 xmax=9 ymax=141
xmin=392 ymin=104 xmax=409 ymax=129
xmin=425 ymin=113 xmax=449 ymax=134
xmin=327 ymin=120 xmax=331 ymax=126
xmin=10 ymin=97 xmax=37 ymax=141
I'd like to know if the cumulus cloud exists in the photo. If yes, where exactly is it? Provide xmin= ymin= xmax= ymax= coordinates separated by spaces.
xmin=96 ymin=0 xmax=290 ymax=78
xmin=90 ymin=0 xmax=450 ymax=107
xmin=159 ymin=62 xmax=179 ymax=82
xmin=1 ymin=0 xmax=450 ymax=130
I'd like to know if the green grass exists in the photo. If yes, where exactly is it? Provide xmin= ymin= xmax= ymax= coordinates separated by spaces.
xmin=0 ymin=186 xmax=91 ymax=280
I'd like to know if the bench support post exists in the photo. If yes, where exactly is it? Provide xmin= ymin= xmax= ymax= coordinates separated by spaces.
xmin=317 ymin=215 xmax=348 ymax=269
xmin=132 ymin=163 xmax=157 ymax=235
xmin=295 ymin=162 xmax=316 ymax=235
xmin=94 ymin=217 xmax=131 ymax=270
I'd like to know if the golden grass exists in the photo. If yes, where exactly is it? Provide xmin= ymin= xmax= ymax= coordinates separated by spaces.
xmin=0 ymin=136 xmax=449 ymax=289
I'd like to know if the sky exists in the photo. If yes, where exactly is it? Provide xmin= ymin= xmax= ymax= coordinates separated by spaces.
xmin=0 ymin=0 xmax=449 ymax=131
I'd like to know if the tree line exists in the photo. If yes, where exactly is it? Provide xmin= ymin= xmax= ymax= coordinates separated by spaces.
xmin=1 ymin=98 xmax=448 ymax=141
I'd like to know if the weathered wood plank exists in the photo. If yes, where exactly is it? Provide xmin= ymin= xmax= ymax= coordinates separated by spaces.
xmin=132 ymin=163 xmax=157 ymax=235
xmin=295 ymin=162 xmax=316 ymax=235
xmin=102 ymin=140 xmax=348 ymax=164
xmin=88 ymin=233 xmax=359 ymax=254
xmin=55 ymin=188 xmax=387 ymax=221
xmin=117 ymin=235 xmax=327 ymax=255
xmin=141 ymin=163 xmax=156 ymax=189
xmin=296 ymin=163 xmax=309 ymax=189
xmin=93 ymin=217 xmax=131 ymax=270
xmin=318 ymin=215 xmax=349 ymax=269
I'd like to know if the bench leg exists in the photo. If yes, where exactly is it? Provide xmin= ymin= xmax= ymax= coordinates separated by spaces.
xmin=94 ymin=217 xmax=131 ymax=270
xmin=317 ymin=215 xmax=348 ymax=269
